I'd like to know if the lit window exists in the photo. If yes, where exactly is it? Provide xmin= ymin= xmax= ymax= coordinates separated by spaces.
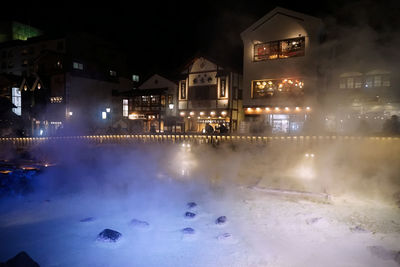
xmin=365 ymin=76 xmax=373 ymax=88
xmin=374 ymin=76 xmax=382 ymax=87
xmin=109 ymin=70 xmax=117 ymax=77
xmin=347 ymin=78 xmax=354 ymax=88
xmin=102 ymin=112 xmax=107 ymax=119
xmin=161 ymin=95 xmax=166 ymax=107
xmin=73 ymin=62 xmax=83 ymax=70
xmin=382 ymin=75 xmax=390 ymax=87
xmin=12 ymin=87 xmax=21 ymax=116
xmin=123 ymin=99 xmax=129 ymax=117
xmin=132 ymin=74 xmax=139 ymax=82
xmin=252 ymin=78 xmax=304 ymax=99
xmin=254 ymin=37 xmax=305 ymax=61
xmin=354 ymin=77 xmax=362 ymax=88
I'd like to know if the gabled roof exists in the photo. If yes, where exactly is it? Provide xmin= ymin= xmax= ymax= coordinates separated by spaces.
xmin=241 ymin=6 xmax=322 ymax=39
xmin=138 ymin=74 xmax=177 ymax=90
xmin=177 ymin=51 xmax=241 ymax=75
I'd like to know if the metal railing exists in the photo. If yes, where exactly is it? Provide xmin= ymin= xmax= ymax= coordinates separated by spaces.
xmin=1 ymin=134 xmax=399 ymax=148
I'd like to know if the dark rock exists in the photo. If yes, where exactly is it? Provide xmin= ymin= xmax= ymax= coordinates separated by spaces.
xmin=130 ymin=219 xmax=149 ymax=228
xmin=1 ymin=251 xmax=40 ymax=267
xmin=187 ymin=202 xmax=197 ymax=209
xmin=216 ymin=233 xmax=231 ymax=240
xmin=181 ymin=227 xmax=195 ymax=234
xmin=216 ymin=216 xmax=227 ymax=224
xmin=184 ymin=212 xmax=196 ymax=218
xmin=350 ymin=225 xmax=368 ymax=233
xmin=368 ymin=246 xmax=398 ymax=261
xmin=97 ymin=229 xmax=122 ymax=242
xmin=80 ymin=217 xmax=95 ymax=222
xmin=306 ymin=217 xmax=322 ymax=224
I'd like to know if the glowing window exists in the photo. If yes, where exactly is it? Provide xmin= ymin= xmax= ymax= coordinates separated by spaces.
xmin=374 ymin=76 xmax=382 ymax=87
xmin=347 ymin=78 xmax=354 ymax=88
xmin=132 ymin=74 xmax=139 ymax=82
xmin=122 ymin=99 xmax=128 ymax=117
xmin=73 ymin=62 xmax=83 ymax=70
xmin=382 ymin=75 xmax=390 ymax=87
xmin=354 ymin=77 xmax=362 ymax=88
xmin=12 ymin=87 xmax=21 ymax=116
xmin=252 ymin=78 xmax=304 ymax=99
xmin=109 ymin=70 xmax=117 ymax=77
xmin=254 ymin=37 xmax=305 ymax=61
xmin=365 ymin=76 xmax=373 ymax=88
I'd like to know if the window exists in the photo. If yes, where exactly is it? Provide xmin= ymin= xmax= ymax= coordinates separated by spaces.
xmin=254 ymin=41 xmax=279 ymax=61
xmin=109 ymin=70 xmax=117 ymax=77
xmin=132 ymin=74 xmax=139 ymax=82
xmin=161 ymin=95 xmax=166 ymax=107
xmin=374 ymin=76 xmax=382 ymax=87
xmin=382 ymin=75 xmax=391 ymax=87
xmin=73 ymin=62 xmax=83 ymax=70
xmin=354 ymin=77 xmax=362 ymax=88
xmin=168 ymin=94 xmax=173 ymax=104
xmin=133 ymin=96 xmax=141 ymax=107
xmin=142 ymin=96 xmax=150 ymax=106
xmin=180 ymin=81 xmax=186 ymax=99
xmin=279 ymin=38 xmax=305 ymax=58
xmin=220 ymin=78 xmax=226 ymax=97
xmin=122 ymin=99 xmax=129 ymax=117
xmin=347 ymin=78 xmax=354 ymax=88
xmin=150 ymin=95 xmax=159 ymax=105
xmin=365 ymin=76 xmax=373 ymax=88
xmin=12 ymin=87 xmax=21 ymax=116
xmin=254 ymin=37 xmax=305 ymax=61
xmin=252 ymin=78 xmax=304 ymax=99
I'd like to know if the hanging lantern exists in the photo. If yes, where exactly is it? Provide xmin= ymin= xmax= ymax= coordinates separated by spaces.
xmin=37 ymin=83 xmax=41 ymax=89
xmin=24 ymin=85 xmax=27 ymax=91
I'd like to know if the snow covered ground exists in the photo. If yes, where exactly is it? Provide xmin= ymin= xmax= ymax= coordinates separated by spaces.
xmin=0 ymin=143 xmax=399 ymax=266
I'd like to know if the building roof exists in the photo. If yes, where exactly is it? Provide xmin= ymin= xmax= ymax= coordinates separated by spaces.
xmin=240 ymin=6 xmax=322 ymax=39
xmin=177 ymin=51 xmax=242 ymax=75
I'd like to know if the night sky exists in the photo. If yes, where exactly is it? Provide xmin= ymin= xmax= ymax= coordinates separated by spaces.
xmin=2 ymin=0 xmax=399 ymax=78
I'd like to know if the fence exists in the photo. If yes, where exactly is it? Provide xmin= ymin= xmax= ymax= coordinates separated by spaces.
xmin=1 ymin=134 xmax=399 ymax=148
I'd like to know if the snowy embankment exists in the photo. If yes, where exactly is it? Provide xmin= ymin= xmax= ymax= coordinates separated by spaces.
xmin=0 ymin=143 xmax=399 ymax=266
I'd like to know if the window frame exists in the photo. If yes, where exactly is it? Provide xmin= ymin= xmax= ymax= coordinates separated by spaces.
xmin=253 ymin=37 xmax=305 ymax=62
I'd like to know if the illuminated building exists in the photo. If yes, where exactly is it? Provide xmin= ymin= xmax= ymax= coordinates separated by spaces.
xmin=113 ymin=74 xmax=179 ymax=133
xmin=324 ymin=69 xmax=398 ymax=134
xmin=240 ymin=7 xmax=323 ymax=134
xmin=0 ymin=29 xmax=133 ymax=136
xmin=177 ymin=55 xmax=243 ymax=133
